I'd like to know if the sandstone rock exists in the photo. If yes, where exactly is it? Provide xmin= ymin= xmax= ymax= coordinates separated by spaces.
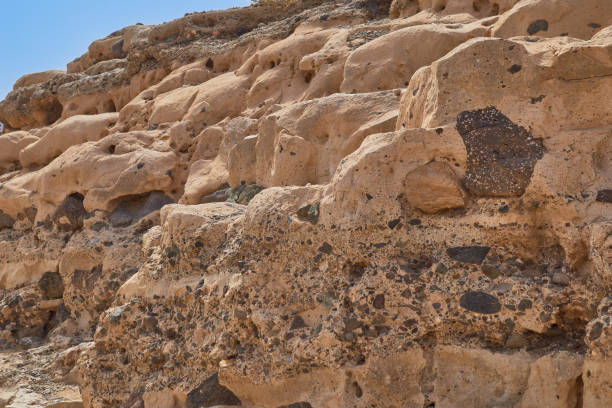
xmin=341 ymin=22 xmax=487 ymax=93
xmin=0 ymin=131 xmax=39 ymax=169
xmin=520 ymin=352 xmax=583 ymax=408
xmin=402 ymin=161 xmax=464 ymax=213
xmin=20 ymin=113 xmax=118 ymax=168
xmin=256 ymin=91 xmax=400 ymax=186
xmin=433 ymin=346 xmax=533 ymax=408
xmin=1 ymin=1 xmax=611 ymax=406
xmin=0 ymin=131 xmax=176 ymax=221
xmin=492 ymin=0 xmax=612 ymax=40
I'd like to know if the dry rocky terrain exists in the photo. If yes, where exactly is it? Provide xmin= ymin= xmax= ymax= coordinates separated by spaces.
xmin=0 ymin=0 xmax=611 ymax=407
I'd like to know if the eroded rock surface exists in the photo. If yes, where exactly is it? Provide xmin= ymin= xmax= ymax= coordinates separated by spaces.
xmin=0 ymin=0 xmax=611 ymax=407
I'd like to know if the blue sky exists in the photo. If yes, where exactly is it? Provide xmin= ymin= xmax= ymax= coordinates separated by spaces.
xmin=0 ymin=1 xmax=250 ymax=99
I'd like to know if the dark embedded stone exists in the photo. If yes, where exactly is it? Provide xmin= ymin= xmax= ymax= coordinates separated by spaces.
xmin=530 ymin=95 xmax=546 ymax=104
xmin=318 ymin=242 xmax=333 ymax=254
xmin=38 ymin=271 xmax=64 ymax=300
xmin=388 ymin=218 xmax=401 ymax=229
xmin=447 ymin=246 xmax=490 ymax=264
xmin=596 ymin=190 xmax=612 ymax=203
xmin=517 ymin=298 xmax=533 ymax=311
xmin=290 ymin=315 xmax=306 ymax=330
xmin=588 ymin=321 xmax=603 ymax=341
xmin=146 ymin=124 xmax=158 ymax=131
xmin=296 ymin=202 xmax=320 ymax=224
xmin=408 ymin=218 xmax=421 ymax=225
xmin=481 ymin=264 xmax=500 ymax=279
xmin=507 ymin=64 xmax=522 ymax=74
xmin=373 ymin=294 xmax=385 ymax=309
xmin=456 ymin=106 xmax=543 ymax=196
xmin=186 ymin=374 xmax=241 ymax=407
xmin=459 ymin=291 xmax=501 ymax=314
xmin=0 ymin=211 xmax=14 ymax=230
xmin=527 ymin=19 xmax=548 ymax=35
xmin=347 ymin=261 xmax=368 ymax=279
xmin=110 ymin=191 xmax=174 ymax=227
xmin=319 ymin=13 xmax=329 ymax=21
xmin=53 ymin=193 xmax=86 ymax=231
xmin=226 ymin=184 xmax=265 ymax=205
xmin=344 ymin=318 xmax=361 ymax=332
xmin=435 ymin=263 xmax=448 ymax=274
xmin=143 ymin=316 xmax=158 ymax=331
xmin=588 ymin=22 xmax=601 ymax=28
xmin=278 ymin=403 xmax=312 ymax=408
xmin=498 ymin=204 xmax=509 ymax=213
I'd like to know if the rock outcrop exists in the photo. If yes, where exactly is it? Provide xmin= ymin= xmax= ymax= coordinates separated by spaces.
xmin=0 ymin=0 xmax=610 ymax=407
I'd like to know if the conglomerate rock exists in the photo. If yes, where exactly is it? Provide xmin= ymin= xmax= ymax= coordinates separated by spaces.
xmin=0 ymin=0 xmax=611 ymax=407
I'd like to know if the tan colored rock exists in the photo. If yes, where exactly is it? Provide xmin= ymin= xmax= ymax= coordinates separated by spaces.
xmin=0 ymin=131 xmax=176 ymax=221
xmin=434 ymin=346 xmax=534 ymax=408
xmin=19 ymin=113 xmax=118 ymax=168
xmin=403 ymin=161 xmax=465 ymax=213
xmin=492 ymin=0 xmax=612 ymax=40
xmin=341 ymin=22 xmax=487 ymax=93
xmin=0 ymin=131 xmax=38 ymax=168
xmin=228 ymin=135 xmax=258 ymax=187
xmin=181 ymin=117 xmax=257 ymax=204
xmin=13 ymin=70 xmax=66 ymax=90
xmin=256 ymin=91 xmax=400 ymax=187
xmin=390 ymin=0 xmax=521 ymax=19
xmin=520 ymin=352 xmax=584 ymax=408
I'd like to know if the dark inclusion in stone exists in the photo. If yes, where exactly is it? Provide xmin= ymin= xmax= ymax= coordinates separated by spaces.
xmin=456 ymin=106 xmax=543 ymax=196
xmin=447 ymin=246 xmax=490 ymax=265
xmin=186 ymin=374 xmax=241 ymax=407
xmin=460 ymin=291 xmax=501 ymax=314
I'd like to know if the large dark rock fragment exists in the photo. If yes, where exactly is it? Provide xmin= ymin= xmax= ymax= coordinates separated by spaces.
xmin=38 ymin=271 xmax=64 ymax=299
xmin=186 ymin=374 xmax=241 ymax=407
xmin=456 ymin=106 xmax=543 ymax=196
xmin=460 ymin=291 xmax=501 ymax=314
xmin=53 ymin=193 xmax=87 ymax=231
xmin=596 ymin=189 xmax=612 ymax=203
xmin=447 ymin=246 xmax=490 ymax=264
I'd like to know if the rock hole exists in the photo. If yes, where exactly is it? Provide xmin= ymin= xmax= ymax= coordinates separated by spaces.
xmin=304 ymin=71 xmax=313 ymax=83
xmin=102 ymin=99 xmax=116 ymax=113
xmin=206 ymin=57 xmax=214 ymax=69
xmin=108 ymin=144 xmax=116 ymax=154
xmin=351 ymin=381 xmax=363 ymax=398
xmin=269 ymin=60 xmax=276 ymax=69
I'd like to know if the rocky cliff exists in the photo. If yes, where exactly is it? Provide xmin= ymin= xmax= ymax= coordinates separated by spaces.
xmin=0 ymin=0 xmax=611 ymax=407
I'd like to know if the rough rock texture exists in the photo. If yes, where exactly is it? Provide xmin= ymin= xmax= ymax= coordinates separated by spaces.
xmin=0 ymin=0 xmax=611 ymax=407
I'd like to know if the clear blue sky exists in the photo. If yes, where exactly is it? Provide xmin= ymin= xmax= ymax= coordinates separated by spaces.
xmin=0 ymin=1 xmax=250 ymax=99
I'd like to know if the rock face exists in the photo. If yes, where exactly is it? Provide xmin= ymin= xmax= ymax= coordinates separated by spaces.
xmin=0 ymin=0 xmax=611 ymax=407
